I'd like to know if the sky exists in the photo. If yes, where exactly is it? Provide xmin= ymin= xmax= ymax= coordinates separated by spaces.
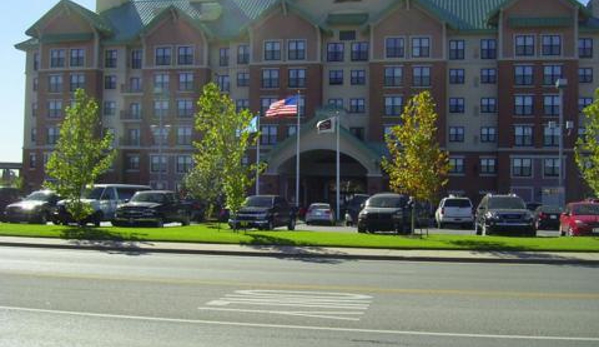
xmin=0 ymin=0 xmax=592 ymax=164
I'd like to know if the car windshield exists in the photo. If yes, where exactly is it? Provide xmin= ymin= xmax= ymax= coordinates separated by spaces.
xmin=488 ymin=197 xmax=526 ymax=209
xmin=245 ymin=196 xmax=273 ymax=208
xmin=24 ymin=192 xmax=53 ymax=202
xmin=309 ymin=204 xmax=330 ymax=210
xmin=367 ymin=196 xmax=405 ymax=208
xmin=82 ymin=187 xmax=104 ymax=200
xmin=131 ymin=192 xmax=166 ymax=204
xmin=573 ymin=204 xmax=599 ymax=215
xmin=444 ymin=199 xmax=471 ymax=208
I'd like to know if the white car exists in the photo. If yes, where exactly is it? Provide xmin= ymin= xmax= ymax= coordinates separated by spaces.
xmin=435 ymin=196 xmax=473 ymax=229
xmin=305 ymin=203 xmax=335 ymax=226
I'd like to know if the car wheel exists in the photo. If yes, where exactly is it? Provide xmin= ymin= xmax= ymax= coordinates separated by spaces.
xmin=93 ymin=212 xmax=102 ymax=227
xmin=357 ymin=224 xmax=366 ymax=233
xmin=181 ymin=213 xmax=191 ymax=226
xmin=306 ymin=221 xmax=311 ymax=226
xmin=287 ymin=219 xmax=295 ymax=231
xmin=156 ymin=218 xmax=164 ymax=228
xmin=267 ymin=220 xmax=274 ymax=231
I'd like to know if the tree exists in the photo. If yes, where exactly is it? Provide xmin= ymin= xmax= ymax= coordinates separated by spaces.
xmin=381 ymin=91 xmax=449 ymax=234
xmin=575 ymin=88 xmax=599 ymax=197
xmin=185 ymin=83 xmax=264 ymax=224
xmin=44 ymin=89 xmax=116 ymax=224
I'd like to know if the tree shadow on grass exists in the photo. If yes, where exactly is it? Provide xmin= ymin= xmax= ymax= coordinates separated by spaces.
xmin=60 ymin=226 xmax=153 ymax=256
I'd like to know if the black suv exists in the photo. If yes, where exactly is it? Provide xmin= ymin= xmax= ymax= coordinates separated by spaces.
xmin=475 ymin=194 xmax=535 ymax=236
xmin=113 ymin=190 xmax=191 ymax=227
xmin=229 ymin=195 xmax=295 ymax=230
xmin=357 ymin=193 xmax=410 ymax=234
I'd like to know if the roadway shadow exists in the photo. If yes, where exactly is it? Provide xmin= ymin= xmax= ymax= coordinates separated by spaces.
xmin=60 ymin=226 xmax=153 ymax=256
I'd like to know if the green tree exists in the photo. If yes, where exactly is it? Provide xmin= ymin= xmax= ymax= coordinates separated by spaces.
xmin=575 ymin=88 xmax=599 ymax=197
xmin=381 ymin=91 xmax=449 ymax=234
xmin=44 ymin=89 xmax=116 ymax=224
xmin=185 ymin=83 xmax=263 ymax=224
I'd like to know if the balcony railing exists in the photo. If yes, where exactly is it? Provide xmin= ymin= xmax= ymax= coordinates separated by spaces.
xmin=120 ymin=84 xmax=143 ymax=94
xmin=120 ymin=110 xmax=142 ymax=121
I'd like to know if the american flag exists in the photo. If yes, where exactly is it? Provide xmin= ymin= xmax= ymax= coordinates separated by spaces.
xmin=265 ymin=95 xmax=299 ymax=118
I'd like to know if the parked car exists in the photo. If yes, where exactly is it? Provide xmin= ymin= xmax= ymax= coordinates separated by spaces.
xmin=474 ymin=194 xmax=535 ymax=236
xmin=0 ymin=187 xmax=22 ymax=221
xmin=113 ymin=190 xmax=191 ymax=227
xmin=357 ymin=193 xmax=410 ymax=234
xmin=54 ymin=184 xmax=150 ymax=226
xmin=434 ymin=195 xmax=473 ymax=229
xmin=344 ymin=194 xmax=369 ymax=226
xmin=559 ymin=202 xmax=599 ymax=236
xmin=533 ymin=205 xmax=562 ymax=230
xmin=305 ymin=203 xmax=335 ymax=226
xmin=228 ymin=195 xmax=295 ymax=230
xmin=4 ymin=190 xmax=60 ymax=224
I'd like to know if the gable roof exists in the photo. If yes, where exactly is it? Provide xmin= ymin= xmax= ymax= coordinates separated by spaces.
xmin=25 ymin=0 xmax=113 ymax=37
xmin=486 ymin=0 xmax=592 ymax=24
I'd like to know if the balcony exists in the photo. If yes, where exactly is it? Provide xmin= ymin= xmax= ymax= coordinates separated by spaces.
xmin=120 ymin=110 xmax=142 ymax=122
xmin=120 ymin=84 xmax=143 ymax=95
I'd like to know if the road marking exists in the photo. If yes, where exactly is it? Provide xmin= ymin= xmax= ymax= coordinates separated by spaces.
xmin=2 ymin=305 xmax=598 ymax=342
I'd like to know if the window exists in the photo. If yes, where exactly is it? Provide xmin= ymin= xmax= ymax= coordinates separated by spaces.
xmin=46 ymin=127 xmax=60 ymax=145
xmin=261 ymin=69 xmax=279 ymax=88
xmin=31 ymin=128 xmax=37 ymax=143
xmin=237 ymin=72 xmax=249 ymax=87
xmin=127 ymin=155 xmax=140 ymax=170
xmin=70 ymin=49 xmax=84 ymax=67
xmin=50 ymin=49 xmax=65 ymax=68
xmin=287 ymin=125 xmax=297 ymax=137
xmin=350 ymin=127 xmax=365 ymax=140
xmin=449 ymin=40 xmax=465 ymax=60
xmin=481 ymin=39 xmax=497 ymax=59
xmin=481 ymin=69 xmax=497 ymax=84
xmin=515 ymin=65 xmax=534 ymax=85
xmin=579 ymin=38 xmax=593 ymax=58
xmin=217 ymin=74 xmax=230 ymax=92
xmin=449 ymin=98 xmax=465 ymax=113
xmin=329 ymin=70 xmax=343 ymax=85
xmin=288 ymin=40 xmax=306 ymax=60
xmin=178 ymin=46 xmax=194 ymax=65
xmin=104 ymin=75 xmax=116 ymax=90
xmin=543 ymin=95 xmax=560 ymax=116
xmin=154 ymin=73 xmax=169 ymax=92
xmin=543 ymin=125 xmax=559 ymax=146
xmin=543 ymin=158 xmax=559 ymax=177
xmin=481 ymin=98 xmax=497 ymax=113
xmin=236 ymin=99 xmax=249 ymax=112
xmin=103 ymin=101 xmax=116 ymax=116
xmin=385 ymin=37 xmax=404 ymax=58
xmin=260 ymin=97 xmax=277 ymax=115
xmin=33 ymin=78 xmax=38 ymax=91
xmin=480 ymin=127 xmax=497 ymax=143
xmin=237 ymin=45 xmax=249 ymax=64
xmin=384 ymin=96 xmax=403 ymax=116
xmin=579 ymin=97 xmax=593 ymax=114
xmin=33 ymin=53 xmax=39 ymax=71
xmin=176 ymin=156 xmax=193 ymax=174
xmin=150 ymin=155 xmax=167 ymax=173
xmin=449 ymin=158 xmax=464 ymax=174
xmin=264 ymin=41 xmax=281 ymax=61
xmin=514 ymin=95 xmax=533 ymax=115
xmin=48 ymin=75 xmax=63 ymax=93
xmin=29 ymin=153 xmax=37 ymax=169
xmin=411 ymin=37 xmax=430 ymax=58
xmin=480 ymin=158 xmax=497 ymax=174
xmin=153 ymin=100 xmax=169 ymax=118
xmin=178 ymin=73 xmax=193 ymax=91
xmin=327 ymin=43 xmax=344 ymax=62
xmin=543 ymin=65 xmax=562 ymax=85
xmin=449 ymin=127 xmax=465 ymax=142
xmin=449 ymin=69 xmax=464 ymax=84
xmin=412 ymin=66 xmax=430 ymax=86
xmin=542 ymin=35 xmax=561 ymax=56
xmin=384 ymin=67 xmax=403 ymax=86
xmin=131 ymin=49 xmax=142 ymax=69
xmin=351 ymin=42 xmax=369 ymax=61
xmin=328 ymin=98 xmax=343 ymax=108
xmin=105 ymin=49 xmax=117 ymax=68
xmin=514 ymin=125 xmax=533 ymax=146
xmin=32 ymin=103 xmax=38 ymax=118
xmin=512 ymin=158 xmax=532 ymax=177
xmin=152 ymin=127 xmax=169 ymax=146
xmin=128 ymin=103 xmax=141 ymax=119
xmin=128 ymin=77 xmax=142 ymax=92
xmin=69 ymin=74 xmax=85 ymax=92
xmin=126 ymin=128 xmax=140 ymax=146
xmin=177 ymin=127 xmax=192 ymax=146
xmin=288 ymin=68 xmax=306 ymax=88
xmin=261 ymin=125 xmax=277 ymax=145
xmin=350 ymin=70 xmax=365 ymax=85
xmin=218 ymin=47 xmax=229 ymax=66
xmin=48 ymin=100 xmax=62 ymax=118
xmin=515 ymin=35 xmax=535 ymax=56
xmin=579 ymin=68 xmax=593 ymax=83
xmin=155 ymin=47 xmax=172 ymax=66
xmin=349 ymin=98 xmax=365 ymax=113
xmin=177 ymin=99 xmax=193 ymax=118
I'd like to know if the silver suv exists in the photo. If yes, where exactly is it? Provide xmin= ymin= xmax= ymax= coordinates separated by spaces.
xmin=474 ymin=194 xmax=535 ymax=236
xmin=435 ymin=196 xmax=473 ymax=229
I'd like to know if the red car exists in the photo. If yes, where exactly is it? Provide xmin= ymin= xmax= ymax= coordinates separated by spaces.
xmin=559 ymin=202 xmax=599 ymax=236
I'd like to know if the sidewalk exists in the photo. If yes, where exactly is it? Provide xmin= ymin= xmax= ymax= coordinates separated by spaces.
xmin=1 ymin=235 xmax=598 ymax=264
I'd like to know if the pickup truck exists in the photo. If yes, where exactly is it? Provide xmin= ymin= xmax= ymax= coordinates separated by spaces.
xmin=229 ymin=195 xmax=296 ymax=230
xmin=112 ymin=190 xmax=191 ymax=227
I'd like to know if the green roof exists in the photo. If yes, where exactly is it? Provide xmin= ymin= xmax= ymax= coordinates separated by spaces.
xmin=26 ymin=0 xmax=113 ymax=37
xmin=326 ymin=13 xmax=369 ymax=26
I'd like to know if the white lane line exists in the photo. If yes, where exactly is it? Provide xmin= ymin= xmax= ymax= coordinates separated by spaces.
xmin=2 ymin=305 xmax=599 ymax=342
xmin=210 ymin=299 xmax=370 ymax=310
xmin=198 ymin=307 xmax=364 ymax=321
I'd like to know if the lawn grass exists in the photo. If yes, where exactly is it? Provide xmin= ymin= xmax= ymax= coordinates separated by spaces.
xmin=0 ymin=222 xmax=598 ymax=252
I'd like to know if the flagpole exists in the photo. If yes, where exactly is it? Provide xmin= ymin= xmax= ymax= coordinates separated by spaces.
xmin=295 ymin=91 xmax=301 ymax=208
xmin=256 ymin=113 xmax=260 ymax=195
xmin=335 ymin=111 xmax=340 ymax=223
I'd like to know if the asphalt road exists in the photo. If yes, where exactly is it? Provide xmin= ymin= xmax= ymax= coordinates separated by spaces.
xmin=1 ymin=247 xmax=598 ymax=347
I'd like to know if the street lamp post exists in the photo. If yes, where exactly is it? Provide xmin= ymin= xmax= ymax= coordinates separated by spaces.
xmin=556 ymin=78 xmax=567 ymax=207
